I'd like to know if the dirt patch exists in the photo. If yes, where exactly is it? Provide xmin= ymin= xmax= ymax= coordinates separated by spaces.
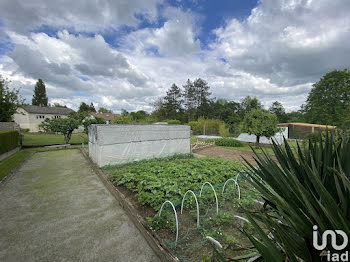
xmin=194 ymin=146 xmax=261 ymax=165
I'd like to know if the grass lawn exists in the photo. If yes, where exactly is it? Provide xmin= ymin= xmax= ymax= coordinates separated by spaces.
xmin=0 ymin=149 xmax=32 ymax=180
xmin=0 ymin=145 xmax=86 ymax=181
xmin=22 ymin=132 xmax=88 ymax=146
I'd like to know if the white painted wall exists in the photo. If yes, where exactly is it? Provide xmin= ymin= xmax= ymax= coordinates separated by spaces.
xmin=13 ymin=108 xmax=68 ymax=132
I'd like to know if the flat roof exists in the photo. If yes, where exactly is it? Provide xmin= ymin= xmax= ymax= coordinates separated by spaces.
xmin=278 ymin=122 xmax=336 ymax=128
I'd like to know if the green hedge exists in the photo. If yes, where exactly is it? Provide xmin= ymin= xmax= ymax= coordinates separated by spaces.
xmin=205 ymin=137 xmax=244 ymax=147
xmin=0 ymin=130 xmax=19 ymax=155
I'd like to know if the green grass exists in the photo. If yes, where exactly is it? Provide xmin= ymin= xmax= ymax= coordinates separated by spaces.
xmin=0 ymin=149 xmax=32 ymax=180
xmin=109 ymin=154 xmax=245 ymax=210
xmin=0 ymin=145 xmax=85 ymax=181
xmin=23 ymin=132 xmax=88 ymax=146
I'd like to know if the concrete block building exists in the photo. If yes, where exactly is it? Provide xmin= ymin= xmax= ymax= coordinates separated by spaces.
xmin=88 ymin=124 xmax=191 ymax=167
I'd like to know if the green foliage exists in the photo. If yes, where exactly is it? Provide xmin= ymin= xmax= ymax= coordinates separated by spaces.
xmin=22 ymin=132 xmax=87 ymax=146
xmin=243 ymin=132 xmax=350 ymax=261
xmin=83 ymin=116 xmax=106 ymax=133
xmin=163 ymin=84 xmax=183 ymax=120
xmin=188 ymin=121 xmax=201 ymax=134
xmin=219 ymin=124 xmax=230 ymax=137
xmin=0 ymin=130 xmax=19 ymax=154
xmin=0 ymin=75 xmax=23 ymax=122
xmin=98 ymin=107 xmax=112 ymax=113
xmin=166 ymin=119 xmax=181 ymax=125
xmin=39 ymin=116 xmax=80 ymax=144
xmin=269 ymin=101 xmax=287 ymax=123
xmin=32 ymin=79 xmax=48 ymax=106
xmin=304 ymin=69 xmax=350 ymax=126
xmin=78 ymin=102 xmax=96 ymax=113
xmin=243 ymin=109 xmax=278 ymax=144
xmin=205 ymin=138 xmax=244 ymax=147
xmin=109 ymin=154 xmax=244 ymax=210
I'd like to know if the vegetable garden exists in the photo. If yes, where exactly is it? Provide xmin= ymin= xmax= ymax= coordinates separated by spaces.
xmin=107 ymin=155 xmax=264 ymax=261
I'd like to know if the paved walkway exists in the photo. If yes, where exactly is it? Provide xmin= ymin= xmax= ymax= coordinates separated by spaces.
xmin=0 ymin=150 xmax=160 ymax=262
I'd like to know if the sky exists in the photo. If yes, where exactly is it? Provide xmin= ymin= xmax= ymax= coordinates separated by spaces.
xmin=0 ymin=0 xmax=350 ymax=113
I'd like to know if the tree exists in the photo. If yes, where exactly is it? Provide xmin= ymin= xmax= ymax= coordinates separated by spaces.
xmin=183 ymin=79 xmax=196 ymax=122
xmin=163 ymin=84 xmax=183 ymax=120
xmin=193 ymin=78 xmax=213 ymax=117
xmin=78 ymin=102 xmax=96 ymax=113
xmin=0 ymin=75 xmax=23 ymax=122
xmin=239 ymin=96 xmax=263 ymax=117
xmin=269 ymin=101 xmax=287 ymax=123
xmin=82 ymin=116 xmax=106 ymax=134
xmin=32 ymin=79 xmax=48 ymax=106
xmin=53 ymin=103 xmax=67 ymax=108
xmin=304 ymin=69 xmax=350 ymax=126
xmin=40 ymin=116 xmax=80 ymax=144
xmin=243 ymin=109 xmax=278 ymax=145
xmin=98 ymin=107 xmax=112 ymax=113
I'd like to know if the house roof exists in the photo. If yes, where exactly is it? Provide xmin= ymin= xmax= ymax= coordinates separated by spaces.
xmin=21 ymin=105 xmax=74 ymax=115
xmin=90 ymin=112 xmax=118 ymax=121
xmin=278 ymin=122 xmax=336 ymax=129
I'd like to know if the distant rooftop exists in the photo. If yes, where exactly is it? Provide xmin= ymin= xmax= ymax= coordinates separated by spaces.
xmin=21 ymin=105 xmax=74 ymax=115
xmin=90 ymin=112 xmax=118 ymax=121
xmin=278 ymin=122 xmax=336 ymax=128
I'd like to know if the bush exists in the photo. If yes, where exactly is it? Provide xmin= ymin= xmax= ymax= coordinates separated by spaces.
xmin=188 ymin=121 xmax=201 ymax=134
xmin=219 ymin=124 xmax=230 ymax=137
xmin=0 ymin=130 xmax=19 ymax=154
xmin=166 ymin=120 xmax=181 ymax=125
xmin=205 ymin=138 xmax=244 ymax=147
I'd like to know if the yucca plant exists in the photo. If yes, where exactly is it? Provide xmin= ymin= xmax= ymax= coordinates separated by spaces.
xmin=242 ymin=131 xmax=350 ymax=261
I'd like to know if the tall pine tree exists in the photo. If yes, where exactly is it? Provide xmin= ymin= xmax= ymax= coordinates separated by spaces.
xmin=163 ymin=84 xmax=183 ymax=120
xmin=32 ymin=79 xmax=48 ymax=106
xmin=193 ymin=78 xmax=212 ymax=117
xmin=183 ymin=79 xmax=196 ymax=122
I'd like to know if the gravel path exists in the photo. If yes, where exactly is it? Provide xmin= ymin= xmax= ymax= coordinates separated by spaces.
xmin=0 ymin=149 xmax=160 ymax=262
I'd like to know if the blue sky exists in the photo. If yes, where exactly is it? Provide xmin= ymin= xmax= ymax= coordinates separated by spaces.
xmin=0 ymin=0 xmax=350 ymax=112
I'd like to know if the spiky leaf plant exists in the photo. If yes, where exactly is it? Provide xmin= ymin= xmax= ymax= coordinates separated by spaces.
xmin=242 ymin=131 xmax=350 ymax=261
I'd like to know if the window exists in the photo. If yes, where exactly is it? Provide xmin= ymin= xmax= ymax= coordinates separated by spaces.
xmin=36 ymin=115 xmax=45 ymax=119
xmin=54 ymin=115 xmax=61 ymax=119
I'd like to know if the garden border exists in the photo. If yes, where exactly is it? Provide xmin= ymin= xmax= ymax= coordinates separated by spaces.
xmin=0 ymin=151 xmax=35 ymax=186
xmin=80 ymin=148 xmax=179 ymax=262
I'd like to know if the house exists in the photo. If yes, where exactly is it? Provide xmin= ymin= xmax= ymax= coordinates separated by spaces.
xmin=277 ymin=122 xmax=336 ymax=139
xmin=13 ymin=105 xmax=74 ymax=132
xmin=89 ymin=112 xmax=117 ymax=124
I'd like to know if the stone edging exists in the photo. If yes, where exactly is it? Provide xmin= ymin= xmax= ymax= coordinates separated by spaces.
xmin=80 ymin=148 xmax=179 ymax=262
xmin=0 ymin=147 xmax=21 ymax=161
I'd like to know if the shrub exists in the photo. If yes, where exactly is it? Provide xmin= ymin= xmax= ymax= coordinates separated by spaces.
xmin=188 ymin=121 xmax=201 ymax=134
xmin=205 ymin=138 xmax=244 ymax=147
xmin=0 ymin=130 xmax=19 ymax=154
xmin=243 ymin=131 xmax=350 ymax=261
xmin=166 ymin=119 xmax=181 ymax=125
xmin=219 ymin=124 xmax=230 ymax=137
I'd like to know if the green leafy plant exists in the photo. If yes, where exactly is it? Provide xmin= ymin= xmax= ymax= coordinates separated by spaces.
xmin=205 ymin=138 xmax=244 ymax=147
xmin=242 ymin=131 xmax=350 ymax=261
xmin=109 ymin=154 xmax=244 ymax=210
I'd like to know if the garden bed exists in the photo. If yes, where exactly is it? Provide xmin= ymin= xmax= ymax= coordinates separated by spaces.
xmin=103 ymin=154 xmax=263 ymax=261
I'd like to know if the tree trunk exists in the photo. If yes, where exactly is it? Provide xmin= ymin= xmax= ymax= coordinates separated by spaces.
xmin=256 ymin=135 xmax=260 ymax=146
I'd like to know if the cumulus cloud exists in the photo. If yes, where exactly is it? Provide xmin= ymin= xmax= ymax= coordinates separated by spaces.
xmin=0 ymin=0 xmax=162 ymax=33
xmin=210 ymin=0 xmax=350 ymax=86
xmin=0 ymin=0 xmax=350 ymax=112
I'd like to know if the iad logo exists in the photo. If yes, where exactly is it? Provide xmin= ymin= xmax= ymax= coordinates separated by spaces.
xmin=313 ymin=225 xmax=348 ymax=261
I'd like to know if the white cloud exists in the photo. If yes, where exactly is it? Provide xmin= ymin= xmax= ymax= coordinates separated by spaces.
xmin=1 ymin=0 xmax=350 ymax=113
